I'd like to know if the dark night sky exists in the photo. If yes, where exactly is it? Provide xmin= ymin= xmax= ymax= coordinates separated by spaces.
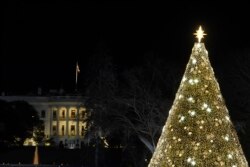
xmin=1 ymin=1 xmax=250 ymax=94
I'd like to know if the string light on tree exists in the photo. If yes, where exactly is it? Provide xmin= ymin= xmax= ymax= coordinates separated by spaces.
xmin=148 ymin=26 xmax=248 ymax=166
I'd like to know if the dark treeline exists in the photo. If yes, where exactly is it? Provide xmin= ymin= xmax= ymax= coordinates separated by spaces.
xmin=0 ymin=100 xmax=43 ymax=148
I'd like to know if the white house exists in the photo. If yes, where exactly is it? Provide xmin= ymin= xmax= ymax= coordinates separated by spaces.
xmin=0 ymin=94 xmax=87 ymax=149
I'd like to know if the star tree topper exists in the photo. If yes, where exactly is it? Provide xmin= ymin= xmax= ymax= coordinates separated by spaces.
xmin=194 ymin=26 xmax=207 ymax=42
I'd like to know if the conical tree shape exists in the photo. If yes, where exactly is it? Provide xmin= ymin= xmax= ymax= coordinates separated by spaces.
xmin=148 ymin=29 xmax=248 ymax=166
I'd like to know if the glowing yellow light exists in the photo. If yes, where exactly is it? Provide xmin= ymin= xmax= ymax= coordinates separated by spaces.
xmin=178 ymin=94 xmax=184 ymax=99
xmin=188 ymin=97 xmax=195 ymax=103
xmin=187 ymin=158 xmax=196 ymax=166
xmin=206 ymin=108 xmax=212 ymax=113
xmin=191 ymin=161 xmax=196 ymax=166
xmin=224 ymin=135 xmax=230 ymax=141
xmin=189 ymin=79 xmax=194 ymax=85
xmin=228 ymin=154 xmax=233 ymax=159
xmin=179 ymin=116 xmax=185 ymax=122
xmin=189 ymin=110 xmax=196 ymax=116
xmin=194 ymin=26 xmax=206 ymax=43
xmin=192 ymin=58 xmax=197 ymax=64
xmin=203 ymin=103 xmax=208 ymax=108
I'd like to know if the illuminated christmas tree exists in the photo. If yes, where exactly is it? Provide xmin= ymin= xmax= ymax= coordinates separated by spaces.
xmin=148 ymin=26 xmax=249 ymax=167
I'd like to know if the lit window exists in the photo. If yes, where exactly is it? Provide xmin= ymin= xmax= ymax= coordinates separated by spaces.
xmin=71 ymin=110 xmax=76 ymax=118
xmin=61 ymin=110 xmax=65 ymax=118
xmin=71 ymin=125 xmax=75 ymax=136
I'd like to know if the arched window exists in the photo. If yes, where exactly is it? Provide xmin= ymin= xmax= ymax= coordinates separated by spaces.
xmin=71 ymin=110 xmax=76 ymax=118
xmin=62 ymin=110 xmax=65 ymax=118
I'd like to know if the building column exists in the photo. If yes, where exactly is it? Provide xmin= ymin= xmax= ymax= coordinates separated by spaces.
xmin=76 ymin=108 xmax=79 ymax=137
xmin=49 ymin=107 xmax=53 ymax=137
xmin=57 ymin=109 xmax=60 ymax=136
xmin=66 ymin=107 xmax=69 ymax=136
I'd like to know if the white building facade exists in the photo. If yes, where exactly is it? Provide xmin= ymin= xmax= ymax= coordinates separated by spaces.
xmin=0 ymin=95 xmax=87 ymax=149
